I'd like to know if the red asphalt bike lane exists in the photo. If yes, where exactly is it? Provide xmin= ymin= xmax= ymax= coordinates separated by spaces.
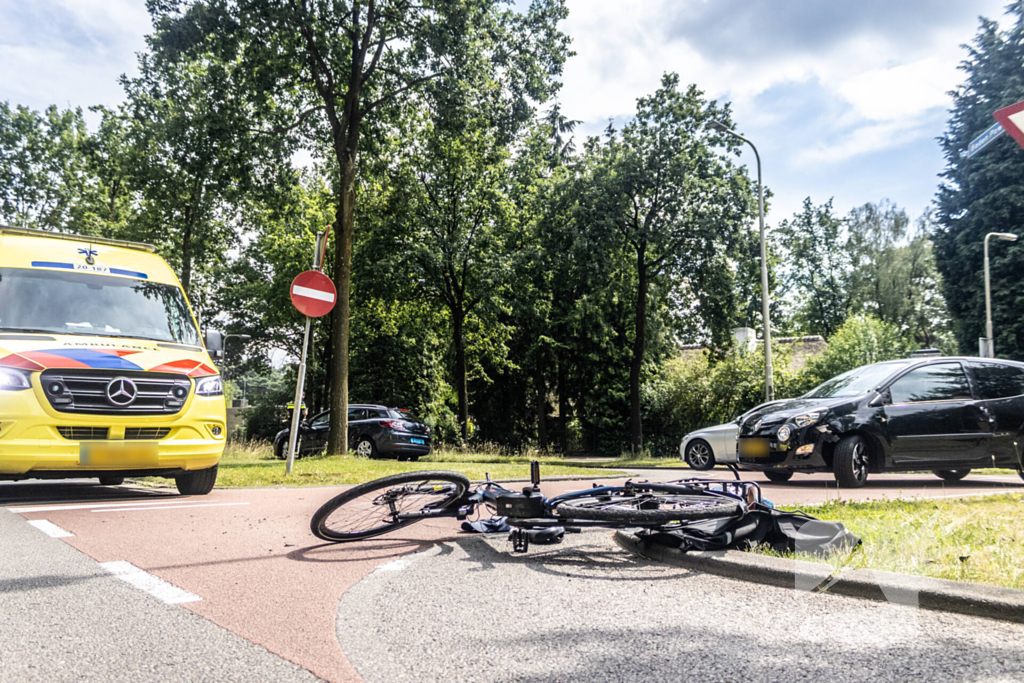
xmin=7 ymin=470 xmax=1023 ymax=682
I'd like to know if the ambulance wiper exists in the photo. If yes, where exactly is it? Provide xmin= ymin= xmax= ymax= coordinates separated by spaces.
xmin=0 ymin=327 xmax=62 ymax=335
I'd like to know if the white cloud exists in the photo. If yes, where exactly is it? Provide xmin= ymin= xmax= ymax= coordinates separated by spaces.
xmin=0 ymin=0 xmax=150 ymax=117
xmin=793 ymin=120 xmax=930 ymax=166
xmin=557 ymin=0 xmax=1001 ymax=162
xmin=835 ymin=56 xmax=959 ymax=122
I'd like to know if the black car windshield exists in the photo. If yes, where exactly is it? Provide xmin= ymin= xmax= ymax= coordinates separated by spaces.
xmin=803 ymin=361 xmax=913 ymax=398
xmin=0 ymin=267 xmax=201 ymax=345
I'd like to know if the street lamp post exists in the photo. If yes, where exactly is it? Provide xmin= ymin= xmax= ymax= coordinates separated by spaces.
xmin=708 ymin=121 xmax=774 ymax=402
xmin=983 ymin=232 xmax=1018 ymax=358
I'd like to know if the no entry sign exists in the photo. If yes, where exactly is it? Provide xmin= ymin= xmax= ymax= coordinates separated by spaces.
xmin=290 ymin=270 xmax=337 ymax=318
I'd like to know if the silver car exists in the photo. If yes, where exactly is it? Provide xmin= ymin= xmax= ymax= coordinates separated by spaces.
xmin=679 ymin=403 xmax=786 ymax=470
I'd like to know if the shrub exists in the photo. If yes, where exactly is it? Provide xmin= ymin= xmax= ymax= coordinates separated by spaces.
xmin=642 ymin=345 xmax=799 ymax=456
xmin=643 ymin=314 xmax=914 ymax=457
xmin=795 ymin=314 xmax=911 ymax=394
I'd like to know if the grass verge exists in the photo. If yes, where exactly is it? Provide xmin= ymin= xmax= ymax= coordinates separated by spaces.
xmin=136 ymin=441 xmax=629 ymax=489
xmin=765 ymin=493 xmax=1024 ymax=590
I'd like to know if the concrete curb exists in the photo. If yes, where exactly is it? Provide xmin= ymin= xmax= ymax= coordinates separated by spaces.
xmin=613 ymin=531 xmax=1024 ymax=624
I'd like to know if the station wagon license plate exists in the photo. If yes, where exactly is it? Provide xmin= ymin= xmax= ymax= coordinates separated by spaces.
xmin=410 ymin=438 xmax=425 ymax=445
xmin=80 ymin=442 xmax=159 ymax=467
xmin=739 ymin=438 xmax=769 ymax=458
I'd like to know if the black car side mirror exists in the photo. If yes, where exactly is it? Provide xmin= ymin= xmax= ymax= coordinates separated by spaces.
xmin=869 ymin=391 xmax=890 ymax=408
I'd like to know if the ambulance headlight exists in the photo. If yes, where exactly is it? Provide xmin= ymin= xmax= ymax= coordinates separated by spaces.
xmin=195 ymin=376 xmax=223 ymax=396
xmin=0 ymin=367 xmax=31 ymax=391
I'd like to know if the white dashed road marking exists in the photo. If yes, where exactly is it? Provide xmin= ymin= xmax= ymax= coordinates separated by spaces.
xmin=100 ymin=561 xmax=201 ymax=604
xmin=91 ymin=502 xmax=250 ymax=513
xmin=8 ymin=501 xmax=249 ymax=513
xmin=27 ymin=519 xmax=74 ymax=538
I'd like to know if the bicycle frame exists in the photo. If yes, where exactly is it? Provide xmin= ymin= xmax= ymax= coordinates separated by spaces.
xmin=379 ymin=473 xmax=760 ymax=529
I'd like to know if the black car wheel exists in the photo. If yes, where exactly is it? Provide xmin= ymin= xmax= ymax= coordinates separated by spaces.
xmin=932 ymin=469 xmax=970 ymax=482
xmin=833 ymin=435 xmax=869 ymax=488
xmin=684 ymin=439 xmax=715 ymax=470
xmin=276 ymin=437 xmax=304 ymax=460
xmin=764 ymin=470 xmax=793 ymax=483
xmin=355 ymin=437 xmax=377 ymax=459
xmin=175 ymin=465 xmax=218 ymax=495
xmin=98 ymin=476 xmax=124 ymax=486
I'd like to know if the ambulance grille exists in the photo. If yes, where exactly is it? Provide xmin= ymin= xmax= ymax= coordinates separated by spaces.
xmin=40 ymin=369 xmax=191 ymax=415
xmin=124 ymin=427 xmax=171 ymax=440
xmin=56 ymin=426 xmax=109 ymax=440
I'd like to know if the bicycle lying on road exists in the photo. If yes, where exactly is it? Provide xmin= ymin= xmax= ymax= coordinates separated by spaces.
xmin=310 ymin=462 xmax=762 ymax=553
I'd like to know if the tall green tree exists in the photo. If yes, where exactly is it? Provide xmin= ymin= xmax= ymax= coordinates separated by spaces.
xmin=149 ymin=0 xmax=570 ymax=453
xmin=935 ymin=4 xmax=1024 ymax=360
xmin=0 ymin=103 xmax=94 ymax=232
xmin=777 ymin=197 xmax=852 ymax=338
xmin=579 ymin=73 xmax=754 ymax=453
xmin=391 ymin=115 xmax=518 ymax=441
xmin=847 ymin=201 xmax=953 ymax=351
xmin=120 ymin=44 xmax=281 ymax=298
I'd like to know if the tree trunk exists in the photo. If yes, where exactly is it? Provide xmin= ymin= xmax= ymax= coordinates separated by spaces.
xmin=630 ymin=250 xmax=647 ymax=455
xmin=327 ymin=154 xmax=356 ymax=455
xmin=453 ymin=307 xmax=469 ymax=442
xmin=535 ymin=354 xmax=547 ymax=451
xmin=181 ymin=218 xmax=193 ymax=295
xmin=557 ymin=355 xmax=568 ymax=454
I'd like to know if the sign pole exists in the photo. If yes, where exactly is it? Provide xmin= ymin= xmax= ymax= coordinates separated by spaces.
xmin=286 ymin=231 xmax=328 ymax=474
xmin=286 ymin=316 xmax=312 ymax=474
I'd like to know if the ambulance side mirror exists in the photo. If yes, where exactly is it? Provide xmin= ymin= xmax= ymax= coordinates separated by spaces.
xmin=204 ymin=330 xmax=224 ymax=360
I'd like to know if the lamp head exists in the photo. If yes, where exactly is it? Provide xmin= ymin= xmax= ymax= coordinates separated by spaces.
xmin=707 ymin=121 xmax=731 ymax=133
xmin=995 ymin=232 xmax=1018 ymax=242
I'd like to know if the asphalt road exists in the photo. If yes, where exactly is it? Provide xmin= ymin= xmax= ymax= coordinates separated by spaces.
xmin=3 ymin=470 xmax=1022 ymax=682
xmin=0 ymin=500 xmax=320 ymax=683
xmin=338 ymin=530 xmax=1024 ymax=683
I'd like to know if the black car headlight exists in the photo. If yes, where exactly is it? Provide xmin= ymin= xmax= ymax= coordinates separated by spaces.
xmin=776 ymin=425 xmax=792 ymax=442
xmin=195 ymin=375 xmax=223 ymax=396
xmin=793 ymin=411 xmax=824 ymax=428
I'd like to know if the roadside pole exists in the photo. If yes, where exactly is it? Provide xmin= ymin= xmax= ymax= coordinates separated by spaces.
xmin=286 ymin=230 xmax=336 ymax=474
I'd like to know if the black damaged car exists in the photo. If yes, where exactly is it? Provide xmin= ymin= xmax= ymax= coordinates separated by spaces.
xmin=737 ymin=357 xmax=1024 ymax=487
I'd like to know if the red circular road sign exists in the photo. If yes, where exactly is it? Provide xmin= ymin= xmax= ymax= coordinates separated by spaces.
xmin=290 ymin=270 xmax=337 ymax=318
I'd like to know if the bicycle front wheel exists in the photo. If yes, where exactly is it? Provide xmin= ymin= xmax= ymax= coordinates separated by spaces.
xmin=554 ymin=492 xmax=741 ymax=524
xmin=311 ymin=471 xmax=470 ymax=542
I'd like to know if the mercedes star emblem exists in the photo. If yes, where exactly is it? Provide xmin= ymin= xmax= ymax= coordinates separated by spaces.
xmin=106 ymin=378 xmax=138 ymax=406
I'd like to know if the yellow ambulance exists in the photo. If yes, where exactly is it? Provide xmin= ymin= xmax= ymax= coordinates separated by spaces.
xmin=0 ymin=227 xmax=226 ymax=494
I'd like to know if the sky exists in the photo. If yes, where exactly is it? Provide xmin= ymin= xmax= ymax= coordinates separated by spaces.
xmin=0 ymin=0 xmax=1010 ymax=225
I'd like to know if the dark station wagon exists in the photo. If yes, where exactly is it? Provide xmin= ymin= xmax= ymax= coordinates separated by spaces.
xmin=274 ymin=403 xmax=432 ymax=461
xmin=737 ymin=357 xmax=1024 ymax=487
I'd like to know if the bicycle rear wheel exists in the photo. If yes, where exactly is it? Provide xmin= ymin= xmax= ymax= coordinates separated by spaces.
xmin=554 ymin=491 xmax=740 ymax=524
xmin=311 ymin=471 xmax=470 ymax=542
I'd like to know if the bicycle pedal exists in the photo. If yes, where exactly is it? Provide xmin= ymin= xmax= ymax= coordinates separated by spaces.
xmin=509 ymin=528 xmax=529 ymax=553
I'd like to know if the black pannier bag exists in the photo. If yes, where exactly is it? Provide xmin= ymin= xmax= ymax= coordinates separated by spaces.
xmin=637 ymin=504 xmax=860 ymax=556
